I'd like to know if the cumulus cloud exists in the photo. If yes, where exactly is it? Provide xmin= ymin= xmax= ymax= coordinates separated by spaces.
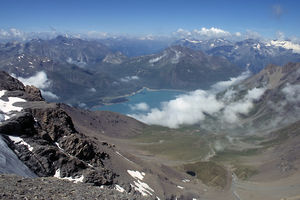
xmin=173 ymin=27 xmax=232 ymax=39
xmin=120 ymin=76 xmax=139 ymax=82
xmin=222 ymin=87 xmax=266 ymax=123
xmin=193 ymin=27 xmax=231 ymax=37
xmin=130 ymin=102 xmax=150 ymax=112
xmin=131 ymin=72 xmax=265 ymax=128
xmin=0 ymin=28 xmax=26 ymax=41
xmin=17 ymin=71 xmax=51 ymax=89
xmin=14 ymin=71 xmax=59 ymax=100
xmin=269 ymin=40 xmax=300 ymax=53
xmin=173 ymin=28 xmax=192 ymax=38
xmin=41 ymin=90 xmax=59 ymax=100
xmin=211 ymin=70 xmax=251 ymax=92
xmin=282 ymin=83 xmax=300 ymax=102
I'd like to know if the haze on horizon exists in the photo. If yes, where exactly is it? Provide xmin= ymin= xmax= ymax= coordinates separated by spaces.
xmin=0 ymin=0 xmax=300 ymax=41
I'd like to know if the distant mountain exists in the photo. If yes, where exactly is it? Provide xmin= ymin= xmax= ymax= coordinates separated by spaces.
xmin=98 ymin=37 xmax=171 ymax=57
xmin=0 ymin=37 xmax=242 ymax=107
xmin=98 ymin=45 xmax=242 ymax=90
xmin=175 ymin=38 xmax=300 ymax=73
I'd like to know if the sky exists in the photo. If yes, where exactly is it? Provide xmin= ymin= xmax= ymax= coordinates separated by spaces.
xmin=0 ymin=0 xmax=299 ymax=39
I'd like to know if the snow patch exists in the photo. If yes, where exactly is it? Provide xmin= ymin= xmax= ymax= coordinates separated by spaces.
xmin=177 ymin=185 xmax=184 ymax=189
xmin=127 ymin=170 xmax=145 ymax=180
xmin=120 ymin=76 xmax=139 ymax=82
xmin=149 ymin=52 xmax=167 ymax=63
xmin=131 ymin=180 xmax=154 ymax=196
xmin=8 ymin=136 xmax=33 ymax=152
xmin=0 ymin=93 xmax=26 ymax=113
xmin=115 ymin=184 xmax=125 ymax=193
xmin=171 ymin=49 xmax=182 ymax=64
xmin=182 ymin=179 xmax=190 ymax=183
xmin=54 ymin=168 xmax=84 ymax=183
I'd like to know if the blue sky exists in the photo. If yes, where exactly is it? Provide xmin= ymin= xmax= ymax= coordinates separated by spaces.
xmin=0 ymin=0 xmax=299 ymax=38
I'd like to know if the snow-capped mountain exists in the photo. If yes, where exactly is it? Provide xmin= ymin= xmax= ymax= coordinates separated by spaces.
xmin=175 ymin=38 xmax=300 ymax=73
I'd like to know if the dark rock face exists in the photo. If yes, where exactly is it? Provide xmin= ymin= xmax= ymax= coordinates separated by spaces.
xmin=0 ymin=71 xmax=117 ymax=186
xmin=0 ymin=71 xmax=24 ymax=91
xmin=0 ymin=112 xmax=37 ymax=136
xmin=24 ymin=85 xmax=44 ymax=101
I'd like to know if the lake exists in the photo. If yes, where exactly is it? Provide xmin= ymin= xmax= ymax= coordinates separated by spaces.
xmin=93 ymin=88 xmax=186 ymax=115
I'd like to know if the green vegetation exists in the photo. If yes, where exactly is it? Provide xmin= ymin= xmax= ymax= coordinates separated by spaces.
xmin=183 ymin=161 xmax=228 ymax=189
xmin=132 ymin=125 xmax=212 ymax=161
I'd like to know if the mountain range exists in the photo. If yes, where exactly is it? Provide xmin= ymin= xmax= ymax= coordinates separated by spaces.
xmin=0 ymin=34 xmax=300 ymax=199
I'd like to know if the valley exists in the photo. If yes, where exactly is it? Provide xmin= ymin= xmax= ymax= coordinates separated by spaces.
xmin=0 ymin=35 xmax=300 ymax=199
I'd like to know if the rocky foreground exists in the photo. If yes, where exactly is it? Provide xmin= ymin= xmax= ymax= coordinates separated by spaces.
xmin=0 ymin=174 xmax=144 ymax=200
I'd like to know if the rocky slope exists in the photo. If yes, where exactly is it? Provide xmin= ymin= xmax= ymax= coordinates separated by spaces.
xmin=0 ymin=71 xmax=207 ymax=199
xmin=175 ymin=38 xmax=300 ymax=73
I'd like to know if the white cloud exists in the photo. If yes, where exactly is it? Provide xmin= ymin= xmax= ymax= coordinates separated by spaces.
xmin=269 ymin=40 xmax=300 ymax=53
xmin=17 ymin=71 xmax=51 ymax=89
xmin=211 ymin=70 xmax=251 ymax=92
xmin=86 ymin=31 xmax=108 ymax=39
xmin=88 ymin=88 xmax=96 ymax=92
xmin=282 ymin=83 xmax=300 ymax=102
xmin=14 ymin=71 xmax=59 ymax=100
xmin=120 ymin=76 xmax=139 ymax=82
xmin=222 ymin=87 xmax=266 ymax=123
xmin=131 ymin=72 xmax=265 ymax=128
xmin=130 ymin=102 xmax=150 ymax=111
xmin=173 ymin=27 xmax=232 ymax=39
xmin=235 ymin=32 xmax=242 ymax=37
xmin=41 ymin=90 xmax=59 ymax=100
xmin=173 ymin=28 xmax=192 ymax=38
xmin=193 ymin=27 xmax=231 ymax=37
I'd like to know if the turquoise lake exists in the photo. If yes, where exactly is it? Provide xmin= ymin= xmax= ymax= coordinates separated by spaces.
xmin=93 ymin=88 xmax=186 ymax=115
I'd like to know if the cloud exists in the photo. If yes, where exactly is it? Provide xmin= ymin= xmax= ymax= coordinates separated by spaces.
xmin=211 ymin=70 xmax=251 ymax=92
xmin=272 ymin=4 xmax=283 ymax=19
xmin=269 ymin=40 xmax=300 ymax=53
xmin=193 ymin=27 xmax=231 ymax=37
xmin=173 ymin=28 xmax=192 ymax=38
xmin=235 ymin=32 xmax=242 ymax=37
xmin=131 ymin=72 xmax=265 ymax=128
xmin=13 ymin=71 xmax=59 ymax=100
xmin=173 ymin=27 xmax=232 ymax=39
xmin=86 ymin=31 xmax=108 ymax=39
xmin=222 ymin=87 xmax=266 ymax=123
xmin=244 ymin=30 xmax=262 ymax=39
xmin=0 ymin=28 xmax=26 ymax=41
xmin=89 ymin=88 xmax=97 ymax=92
xmin=17 ymin=71 xmax=51 ymax=89
xmin=41 ymin=90 xmax=59 ymax=100
xmin=130 ymin=102 xmax=150 ymax=112
xmin=120 ymin=76 xmax=139 ymax=82
xmin=282 ymin=83 xmax=300 ymax=102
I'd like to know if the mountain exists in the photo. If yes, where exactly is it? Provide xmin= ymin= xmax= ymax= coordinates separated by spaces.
xmin=1 ymin=63 xmax=300 ymax=199
xmin=202 ymin=62 xmax=300 ymax=133
xmin=98 ymin=37 xmax=171 ymax=57
xmin=98 ymin=45 xmax=242 ymax=90
xmin=175 ymin=38 xmax=300 ymax=73
xmin=0 ymin=37 xmax=242 ymax=108
xmin=0 ymin=71 xmax=207 ymax=199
